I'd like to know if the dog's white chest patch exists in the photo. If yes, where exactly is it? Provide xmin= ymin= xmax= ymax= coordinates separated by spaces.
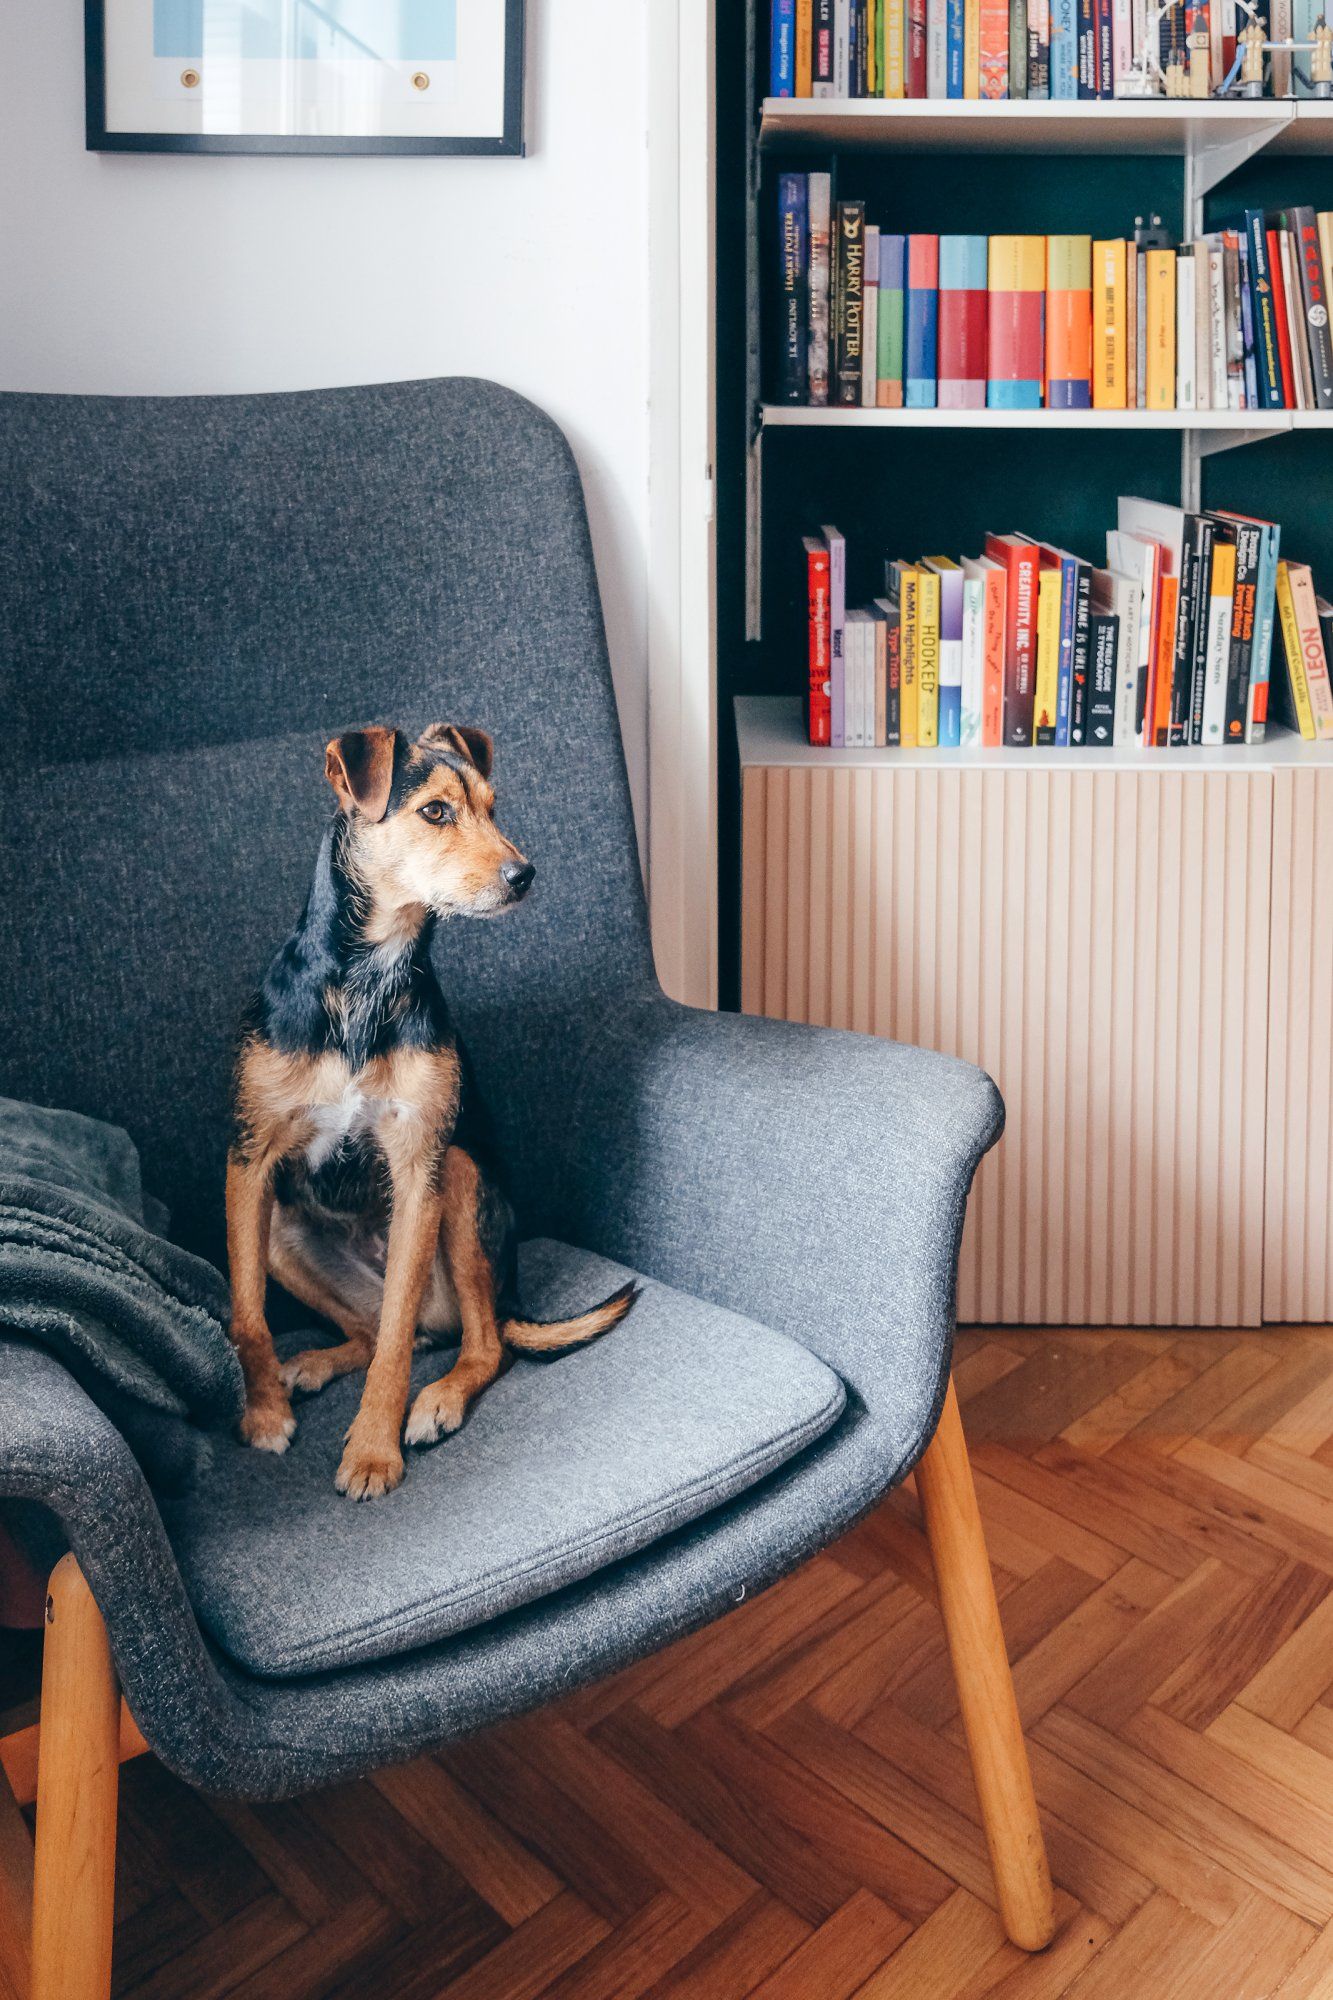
xmin=304 ymin=1087 xmax=417 ymax=1171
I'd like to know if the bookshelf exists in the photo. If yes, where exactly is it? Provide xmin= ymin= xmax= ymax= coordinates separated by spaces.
xmin=720 ymin=10 xmax=1333 ymax=1322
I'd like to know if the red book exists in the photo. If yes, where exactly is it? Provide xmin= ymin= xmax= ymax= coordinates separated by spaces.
xmin=983 ymin=531 xmax=1039 ymax=746
xmin=804 ymin=534 xmax=832 ymax=745
xmin=906 ymin=0 xmax=927 ymax=94
xmin=1268 ymin=227 xmax=1297 ymax=409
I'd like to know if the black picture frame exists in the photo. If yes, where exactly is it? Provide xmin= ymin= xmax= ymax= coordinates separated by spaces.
xmin=85 ymin=0 xmax=525 ymax=156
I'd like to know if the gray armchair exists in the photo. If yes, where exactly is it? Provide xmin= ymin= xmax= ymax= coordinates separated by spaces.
xmin=0 ymin=380 xmax=1053 ymax=1999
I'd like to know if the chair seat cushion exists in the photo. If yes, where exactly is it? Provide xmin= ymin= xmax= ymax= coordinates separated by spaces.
xmin=160 ymin=1239 xmax=846 ymax=1678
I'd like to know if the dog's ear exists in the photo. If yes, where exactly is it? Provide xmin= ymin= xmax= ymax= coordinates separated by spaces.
xmin=325 ymin=727 xmax=397 ymax=822
xmin=418 ymin=723 xmax=494 ymax=780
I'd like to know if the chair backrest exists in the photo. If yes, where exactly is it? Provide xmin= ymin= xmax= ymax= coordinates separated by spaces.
xmin=0 ymin=380 xmax=654 ymax=1258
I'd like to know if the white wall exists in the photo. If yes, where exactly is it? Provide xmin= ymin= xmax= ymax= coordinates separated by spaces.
xmin=0 ymin=2 xmax=650 ymax=845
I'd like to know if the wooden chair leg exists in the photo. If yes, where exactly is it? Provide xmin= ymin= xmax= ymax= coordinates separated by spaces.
xmin=915 ymin=1377 xmax=1056 ymax=1953
xmin=0 ymin=1764 xmax=33 ymax=2000
xmin=29 ymin=1557 xmax=120 ymax=2000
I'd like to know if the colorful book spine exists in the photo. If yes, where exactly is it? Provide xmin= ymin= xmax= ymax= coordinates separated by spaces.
xmin=807 ymin=173 xmax=832 ymax=406
xmin=1285 ymin=207 xmax=1333 ymax=410
xmin=862 ymin=225 xmax=880 ymax=407
xmin=1153 ymin=574 xmax=1178 ymax=748
xmin=1276 ymin=560 xmax=1316 ymax=739
xmin=1034 ymin=565 xmax=1062 ymax=745
xmin=960 ymin=570 xmax=986 ymax=746
xmin=833 ymin=0 xmax=851 ymax=94
xmin=1050 ymin=0 xmax=1078 ymax=92
xmin=1011 ymin=0 xmax=1030 ymax=92
xmin=1246 ymin=518 xmax=1281 ymax=742
xmin=1145 ymin=248 xmax=1176 ymax=412
xmin=1242 ymin=212 xmax=1282 ymax=409
xmin=834 ymin=201 xmax=866 ymax=406
xmin=877 ymin=235 xmax=906 ymax=406
xmin=1290 ymin=561 xmax=1333 ymax=736
xmin=796 ymin=0 xmax=814 ymax=91
xmin=947 ymin=0 xmax=966 ymax=91
xmin=987 ymin=235 xmax=1045 ymax=408
xmin=771 ymin=0 xmax=797 ymax=92
xmin=813 ymin=0 xmax=837 ymax=91
xmin=1201 ymin=536 xmax=1236 ymax=745
xmin=1046 ymin=235 xmax=1092 ymax=409
xmin=915 ymin=565 xmax=941 ymax=745
xmin=1176 ymin=247 xmax=1195 ymax=411
xmin=907 ymin=0 xmax=929 ymax=91
xmin=1060 ymin=556 xmax=1089 ymax=747
xmin=899 ymin=563 xmax=920 ymax=746
xmin=938 ymin=234 xmax=988 ymax=409
xmin=1028 ymin=0 xmax=1052 ymax=90
xmin=776 ymin=175 xmax=809 ymax=405
xmin=982 ymin=561 xmax=1007 ymax=745
xmin=985 ymin=532 xmax=1039 ymax=745
xmin=926 ymin=558 xmax=965 ymax=745
xmin=1096 ymin=0 xmax=1113 ymax=92
xmin=873 ymin=599 xmax=903 ymax=743
xmin=1076 ymin=0 xmax=1096 ymax=93
xmin=1268 ymin=228 xmax=1297 ymax=409
xmin=867 ymin=0 xmax=881 ymax=89
xmin=906 ymin=233 xmax=940 ymax=408
xmin=927 ymin=0 xmax=949 ymax=91
xmin=966 ymin=0 xmax=983 ymax=91
xmin=824 ymin=524 xmax=847 ymax=747
xmin=882 ymin=0 xmax=906 ymax=88
xmin=1223 ymin=519 xmax=1261 ymax=745
xmin=979 ymin=0 xmax=1009 ymax=91
xmin=804 ymin=536 xmax=832 ymax=744
xmin=1087 ymin=614 xmax=1119 ymax=747
xmin=1111 ymin=0 xmax=1133 ymax=84
xmin=1093 ymin=238 xmax=1127 ymax=409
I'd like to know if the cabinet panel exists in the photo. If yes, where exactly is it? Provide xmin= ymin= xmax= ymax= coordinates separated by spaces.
xmin=741 ymin=763 xmax=1272 ymax=1327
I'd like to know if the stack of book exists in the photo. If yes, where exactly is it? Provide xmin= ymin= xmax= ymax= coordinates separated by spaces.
xmin=775 ymin=182 xmax=1333 ymax=410
xmin=770 ymin=0 xmax=1319 ymax=100
xmin=803 ymin=501 xmax=1333 ymax=748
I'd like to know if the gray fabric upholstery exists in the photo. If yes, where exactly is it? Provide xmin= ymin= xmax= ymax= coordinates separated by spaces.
xmin=0 ymin=379 xmax=1003 ymax=1801
xmin=162 ymin=1239 xmax=846 ymax=1678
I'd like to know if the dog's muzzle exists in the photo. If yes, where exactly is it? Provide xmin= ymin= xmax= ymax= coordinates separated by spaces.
xmin=501 ymin=861 xmax=536 ymax=902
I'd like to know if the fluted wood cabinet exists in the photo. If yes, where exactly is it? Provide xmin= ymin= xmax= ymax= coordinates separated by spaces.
xmin=738 ymin=697 xmax=1333 ymax=1328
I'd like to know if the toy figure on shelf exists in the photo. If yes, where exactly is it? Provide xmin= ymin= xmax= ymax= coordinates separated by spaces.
xmin=1235 ymin=14 xmax=1269 ymax=93
xmin=1312 ymin=17 xmax=1333 ymax=93
xmin=1116 ymin=0 xmax=1191 ymax=94
xmin=1188 ymin=22 xmax=1212 ymax=90
xmin=1216 ymin=0 xmax=1329 ymax=93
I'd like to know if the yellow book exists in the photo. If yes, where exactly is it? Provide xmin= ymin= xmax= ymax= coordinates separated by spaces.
xmin=964 ymin=0 xmax=980 ymax=96
xmin=1093 ymin=238 xmax=1127 ymax=410
xmin=866 ymin=0 xmax=878 ymax=91
xmin=900 ymin=565 xmax=919 ymax=748
xmin=883 ymin=0 xmax=906 ymax=94
xmin=1145 ymin=249 xmax=1176 ymax=412
xmin=1034 ymin=567 xmax=1062 ymax=745
xmin=1276 ymin=562 xmax=1316 ymax=741
xmin=915 ymin=566 xmax=940 ymax=748
xmin=796 ymin=0 xmax=813 ymax=94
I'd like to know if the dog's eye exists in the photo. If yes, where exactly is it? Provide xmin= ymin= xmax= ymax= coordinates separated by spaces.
xmin=418 ymin=800 xmax=455 ymax=826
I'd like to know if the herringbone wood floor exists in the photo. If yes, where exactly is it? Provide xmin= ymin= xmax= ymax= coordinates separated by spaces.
xmin=17 ymin=1323 xmax=1333 ymax=1999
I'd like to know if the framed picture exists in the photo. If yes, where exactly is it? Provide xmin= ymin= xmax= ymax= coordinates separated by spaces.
xmin=85 ymin=0 xmax=525 ymax=155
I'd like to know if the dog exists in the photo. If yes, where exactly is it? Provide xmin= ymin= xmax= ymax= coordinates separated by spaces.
xmin=225 ymin=722 xmax=636 ymax=1499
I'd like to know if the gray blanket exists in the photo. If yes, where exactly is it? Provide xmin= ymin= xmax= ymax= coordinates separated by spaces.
xmin=0 ymin=1098 xmax=245 ymax=1486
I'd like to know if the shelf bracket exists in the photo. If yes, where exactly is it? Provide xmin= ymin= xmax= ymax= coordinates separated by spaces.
xmin=1185 ymin=109 xmax=1292 ymax=199
xmin=1195 ymin=421 xmax=1292 ymax=456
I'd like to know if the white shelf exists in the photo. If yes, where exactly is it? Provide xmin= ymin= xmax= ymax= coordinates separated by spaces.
xmin=758 ymin=96 xmax=1333 ymax=157
xmin=760 ymin=405 xmax=1314 ymax=436
xmin=736 ymin=695 xmax=1333 ymax=772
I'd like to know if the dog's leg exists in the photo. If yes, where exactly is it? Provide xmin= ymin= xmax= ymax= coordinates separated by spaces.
xmin=225 ymin=1149 xmax=296 ymax=1453
xmin=336 ymin=1159 xmax=444 ymax=1500
xmin=405 ymin=1148 xmax=505 ymax=1448
xmin=268 ymin=1213 xmax=378 ymax=1396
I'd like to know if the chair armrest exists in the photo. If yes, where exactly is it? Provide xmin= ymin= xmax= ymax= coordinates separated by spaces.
xmin=562 ymin=992 xmax=1004 ymax=1406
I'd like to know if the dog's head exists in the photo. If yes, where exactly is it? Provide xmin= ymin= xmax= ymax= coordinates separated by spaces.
xmin=325 ymin=724 xmax=534 ymax=923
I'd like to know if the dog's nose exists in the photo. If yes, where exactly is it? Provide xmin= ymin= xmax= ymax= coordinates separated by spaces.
xmin=501 ymin=860 xmax=536 ymax=900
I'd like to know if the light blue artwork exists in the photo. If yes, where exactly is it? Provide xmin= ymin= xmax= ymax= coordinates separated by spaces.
xmin=153 ymin=0 xmax=457 ymax=62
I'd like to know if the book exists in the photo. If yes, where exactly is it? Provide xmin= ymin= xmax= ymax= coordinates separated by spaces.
xmin=907 ymin=0 xmax=929 ymax=92
xmin=916 ymin=564 xmax=941 ymax=745
xmin=1050 ymin=0 xmax=1078 ymax=93
xmin=1047 ymin=235 xmax=1093 ymax=409
xmin=771 ymin=0 xmax=797 ymax=92
xmin=1092 ymin=564 xmax=1141 ymax=745
xmin=834 ymin=202 xmax=866 ymax=406
xmin=1282 ymin=207 xmax=1333 ymax=410
xmin=1243 ymin=212 xmax=1283 ymax=410
xmin=1076 ymin=0 xmax=1096 ymax=94
xmin=1087 ymin=614 xmax=1120 ymax=746
xmin=776 ymin=174 xmax=809 ymax=405
xmin=1111 ymin=0 xmax=1133 ymax=85
xmin=1011 ymin=0 xmax=1030 ymax=93
xmin=1279 ymin=228 xmax=1313 ymax=410
xmin=808 ymin=173 xmax=832 ymax=406
xmin=844 ymin=608 xmax=872 ymax=745
xmin=965 ymin=0 xmax=982 ymax=92
xmin=1184 ymin=516 xmax=1216 ymax=744
xmin=1130 ymin=246 xmax=1144 ymax=410
xmin=960 ymin=567 xmax=986 ymax=746
xmin=862 ymin=224 xmax=880 ymax=407
xmin=928 ymin=0 xmax=950 ymax=91
xmin=1289 ymin=561 xmax=1333 ymax=736
xmin=834 ymin=0 xmax=852 ymax=89
xmin=872 ymin=599 xmax=888 ymax=745
xmin=1096 ymin=0 xmax=1114 ymax=92
xmin=1220 ymin=516 xmax=1262 ymax=745
xmin=1106 ymin=528 xmax=1161 ymax=741
xmin=947 ymin=0 xmax=967 ymax=91
xmin=1029 ymin=0 xmax=1052 ymax=89
xmin=823 ymin=523 xmax=848 ymax=746
xmin=1195 ymin=238 xmax=1212 ymax=410
xmin=872 ymin=598 xmax=902 ymax=742
xmin=1034 ymin=563 xmax=1062 ymax=744
xmin=1222 ymin=230 xmax=1244 ymax=411
xmin=988 ymin=235 xmax=1045 ymax=408
xmin=979 ymin=0 xmax=1010 ymax=91
xmin=984 ymin=531 xmax=1039 ymax=744
xmin=1211 ymin=510 xmax=1281 ymax=742
xmin=1152 ymin=574 xmax=1179 ymax=747
xmin=891 ymin=560 xmax=920 ymax=746
xmin=804 ymin=535 xmax=832 ymax=744
xmin=1200 ymin=533 xmax=1237 ymax=744
xmin=884 ymin=0 xmax=906 ymax=90
xmin=963 ymin=553 xmax=1008 ymax=745
xmin=906 ymin=233 xmax=941 ymax=408
xmin=877 ymin=234 xmax=906 ymax=406
xmin=1275 ymin=560 xmax=1319 ymax=739
xmin=1268 ymin=226 xmax=1298 ymax=409
xmin=1177 ymin=246 xmax=1196 ymax=412
xmin=924 ymin=556 xmax=965 ymax=744
xmin=938 ymin=234 xmax=989 ymax=409
xmin=1145 ymin=249 xmax=1176 ymax=411
xmin=813 ymin=0 xmax=837 ymax=90
xmin=796 ymin=0 xmax=815 ymax=91
xmin=1093 ymin=238 xmax=1127 ymax=409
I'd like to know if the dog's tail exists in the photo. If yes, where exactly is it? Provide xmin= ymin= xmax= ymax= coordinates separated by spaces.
xmin=502 ymin=1280 xmax=640 ymax=1354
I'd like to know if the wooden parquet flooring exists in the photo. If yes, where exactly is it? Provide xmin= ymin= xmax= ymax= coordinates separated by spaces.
xmin=28 ymin=1325 xmax=1333 ymax=1998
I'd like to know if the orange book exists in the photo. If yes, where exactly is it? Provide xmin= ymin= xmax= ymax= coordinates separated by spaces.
xmin=1151 ymin=574 xmax=1178 ymax=748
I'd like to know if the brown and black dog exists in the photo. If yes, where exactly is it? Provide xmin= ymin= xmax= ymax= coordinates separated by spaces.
xmin=226 ymin=723 xmax=636 ymax=1499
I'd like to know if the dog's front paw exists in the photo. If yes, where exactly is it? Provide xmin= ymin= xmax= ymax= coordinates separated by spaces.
xmin=405 ymin=1378 xmax=469 ymax=1448
xmin=240 ymin=1392 xmax=296 ymax=1454
xmin=281 ymin=1349 xmax=339 ymax=1396
xmin=336 ymin=1434 xmax=404 ymax=1500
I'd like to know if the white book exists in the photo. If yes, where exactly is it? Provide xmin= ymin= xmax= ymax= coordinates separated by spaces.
xmin=862 ymin=225 xmax=880 ymax=408
xmin=1112 ymin=0 xmax=1134 ymax=80
xmin=1177 ymin=251 xmax=1196 ymax=411
xmin=1106 ymin=529 xmax=1160 ymax=742
xmin=1208 ymin=246 xmax=1228 ymax=411
xmin=1201 ymin=546 xmax=1235 ymax=744
xmin=959 ymin=567 xmax=987 ymax=748
xmin=1279 ymin=230 xmax=1313 ymax=409
xmin=1194 ymin=240 xmax=1212 ymax=411
xmin=846 ymin=609 xmax=870 ymax=747
xmin=927 ymin=0 xmax=949 ymax=95
xmin=1095 ymin=565 xmax=1144 ymax=747
xmin=1130 ymin=0 xmax=1148 ymax=72
xmin=834 ymin=0 xmax=851 ymax=93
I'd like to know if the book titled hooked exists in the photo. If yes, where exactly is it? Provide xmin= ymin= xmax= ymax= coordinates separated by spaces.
xmin=906 ymin=234 xmax=940 ymax=409
xmin=1046 ymin=234 xmax=1092 ymax=408
xmin=988 ymin=236 xmax=1045 ymax=408
xmin=938 ymin=234 xmax=988 ymax=409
